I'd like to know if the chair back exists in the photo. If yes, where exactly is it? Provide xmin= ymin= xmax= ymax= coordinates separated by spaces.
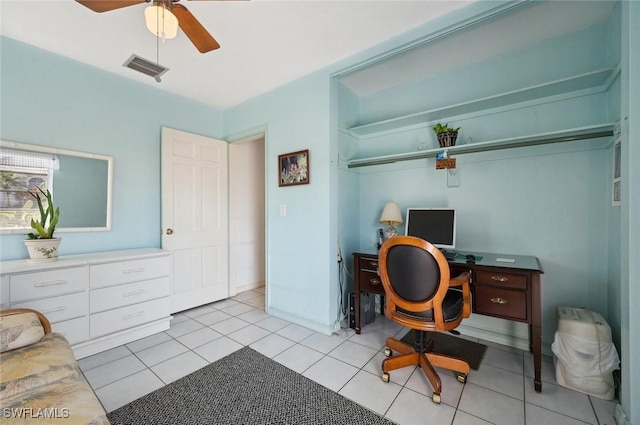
xmin=378 ymin=236 xmax=451 ymax=331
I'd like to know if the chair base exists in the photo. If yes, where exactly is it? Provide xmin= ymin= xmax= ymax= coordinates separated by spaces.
xmin=381 ymin=333 xmax=470 ymax=403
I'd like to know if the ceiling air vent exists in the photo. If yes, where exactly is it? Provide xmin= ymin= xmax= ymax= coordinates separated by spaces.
xmin=123 ymin=54 xmax=169 ymax=82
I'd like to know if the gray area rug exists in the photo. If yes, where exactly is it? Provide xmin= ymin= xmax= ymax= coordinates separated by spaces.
xmin=107 ymin=346 xmax=393 ymax=425
xmin=400 ymin=330 xmax=487 ymax=370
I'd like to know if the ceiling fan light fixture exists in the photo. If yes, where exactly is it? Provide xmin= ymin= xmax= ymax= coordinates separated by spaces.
xmin=144 ymin=4 xmax=178 ymax=39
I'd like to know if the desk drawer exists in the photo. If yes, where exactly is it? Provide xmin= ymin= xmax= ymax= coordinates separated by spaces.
xmin=475 ymin=270 xmax=527 ymax=289
xmin=12 ymin=291 xmax=88 ymax=324
xmin=358 ymin=256 xmax=379 ymax=272
xmin=10 ymin=267 xmax=88 ymax=302
xmin=359 ymin=270 xmax=384 ymax=294
xmin=474 ymin=286 xmax=527 ymax=321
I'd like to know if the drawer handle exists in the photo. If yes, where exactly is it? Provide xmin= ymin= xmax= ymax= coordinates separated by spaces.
xmin=34 ymin=280 xmax=67 ymax=287
xmin=369 ymin=278 xmax=381 ymax=285
xmin=43 ymin=306 xmax=68 ymax=314
xmin=491 ymin=275 xmax=508 ymax=282
xmin=123 ymin=268 xmax=145 ymax=274
xmin=490 ymin=297 xmax=509 ymax=305
xmin=123 ymin=311 xmax=145 ymax=320
xmin=368 ymin=261 xmax=378 ymax=268
xmin=123 ymin=289 xmax=145 ymax=297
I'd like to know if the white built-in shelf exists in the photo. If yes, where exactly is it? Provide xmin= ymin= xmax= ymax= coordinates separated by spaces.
xmin=347 ymin=67 xmax=619 ymax=138
xmin=346 ymin=123 xmax=616 ymax=168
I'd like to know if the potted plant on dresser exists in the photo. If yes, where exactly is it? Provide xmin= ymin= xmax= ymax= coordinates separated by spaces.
xmin=433 ymin=123 xmax=461 ymax=148
xmin=24 ymin=188 xmax=61 ymax=261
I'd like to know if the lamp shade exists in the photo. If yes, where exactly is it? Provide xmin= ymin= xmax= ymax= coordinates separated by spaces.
xmin=379 ymin=202 xmax=403 ymax=226
xmin=145 ymin=4 xmax=179 ymax=39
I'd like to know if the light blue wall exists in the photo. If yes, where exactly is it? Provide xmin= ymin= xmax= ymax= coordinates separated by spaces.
xmin=619 ymin=0 xmax=639 ymax=421
xmin=0 ymin=36 xmax=223 ymax=260
xmin=336 ymin=83 xmax=362 ymax=314
xmin=606 ymin=0 xmax=623 ymax=359
xmin=223 ymin=71 xmax=336 ymax=332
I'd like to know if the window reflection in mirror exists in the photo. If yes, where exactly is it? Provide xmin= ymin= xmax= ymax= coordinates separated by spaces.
xmin=0 ymin=141 xmax=112 ymax=234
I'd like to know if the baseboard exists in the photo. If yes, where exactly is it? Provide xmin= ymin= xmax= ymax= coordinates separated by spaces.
xmin=267 ymin=306 xmax=333 ymax=335
xmin=457 ymin=322 xmax=553 ymax=356
xmin=72 ymin=317 xmax=171 ymax=359
xmin=236 ymin=281 xmax=265 ymax=293
xmin=615 ymin=404 xmax=633 ymax=425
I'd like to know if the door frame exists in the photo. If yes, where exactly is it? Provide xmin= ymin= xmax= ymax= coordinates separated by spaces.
xmin=226 ymin=127 xmax=269 ymax=311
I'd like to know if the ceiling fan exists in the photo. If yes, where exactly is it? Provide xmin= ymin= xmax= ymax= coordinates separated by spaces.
xmin=76 ymin=0 xmax=227 ymax=53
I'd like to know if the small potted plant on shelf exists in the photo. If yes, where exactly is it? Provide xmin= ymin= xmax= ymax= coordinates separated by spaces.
xmin=24 ymin=188 xmax=61 ymax=262
xmin=433 ymin=123 xmax=461 ymax=148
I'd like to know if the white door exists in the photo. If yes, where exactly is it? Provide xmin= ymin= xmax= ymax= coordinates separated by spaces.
xmin=161 ymin=127 xmax=229 ymax=313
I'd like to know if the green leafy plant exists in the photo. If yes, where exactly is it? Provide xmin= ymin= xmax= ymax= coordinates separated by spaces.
xmin=27 ymin=188 xmax=59 ymax=240
xmin=433 ymin=123 xmax=461 ymax=134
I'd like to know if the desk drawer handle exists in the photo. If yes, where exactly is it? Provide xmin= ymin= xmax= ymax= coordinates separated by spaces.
xmin=42 ymin=306 xmax=68 ymax=314
xmin=123 ymin=311 xmax=145 ymax=320
xmin=123 ymin=289 xmax=145 ymax=297
xmin=491 ymin=275 xmax=508 ymax=282
xmin=34 ymin=280 xmax=67 ymax=287
xmin=369 ymin=278 xmax=381 ymax=286
xmin=368 ymin=260 xmax=378 ymax=268
xmin=123 ymin=268 xmax=145 ymax=274
xmin=490 ymin=297 xmax=509 ymax=305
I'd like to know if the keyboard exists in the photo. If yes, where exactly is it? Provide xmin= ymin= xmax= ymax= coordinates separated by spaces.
xmin=443 ymin=251 xmax=457 ymax=261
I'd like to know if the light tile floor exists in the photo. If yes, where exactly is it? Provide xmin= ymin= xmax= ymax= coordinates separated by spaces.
xmin=79 ymin=288 xmax=619 ymax=424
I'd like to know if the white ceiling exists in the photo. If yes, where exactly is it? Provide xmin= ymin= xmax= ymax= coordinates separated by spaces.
xmin=0 ymin=0 xmax=474 ymax=109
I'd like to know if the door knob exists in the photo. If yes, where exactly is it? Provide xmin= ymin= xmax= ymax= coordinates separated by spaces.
xmin=166 ymin=228 xmax=174 ymax=235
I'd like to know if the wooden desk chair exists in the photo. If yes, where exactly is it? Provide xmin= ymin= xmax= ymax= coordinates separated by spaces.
xmin=378 ymin=236 xmax=472 ymax=404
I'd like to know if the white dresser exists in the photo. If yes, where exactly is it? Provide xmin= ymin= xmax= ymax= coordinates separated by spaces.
xmin=0 ymin=248 xmax=172 ymax=359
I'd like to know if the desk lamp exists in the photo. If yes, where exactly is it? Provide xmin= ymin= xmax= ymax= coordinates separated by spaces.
xmin=380 ymin=202 xmax=403 ymax=240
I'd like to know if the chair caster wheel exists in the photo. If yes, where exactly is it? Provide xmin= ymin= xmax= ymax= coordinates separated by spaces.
xmin=457 ymin=373 xmax=467 ymax=383
xmin=384 ymin=348 xmax=392 ymax=357
xmin=432 ymin=393 xmax=441 ymax=404
xmin=381 ymin=373 xmax=390 ymax=383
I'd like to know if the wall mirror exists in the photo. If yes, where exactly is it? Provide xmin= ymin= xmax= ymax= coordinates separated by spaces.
xmin=0 ymin=140 xmax=113 ymax=234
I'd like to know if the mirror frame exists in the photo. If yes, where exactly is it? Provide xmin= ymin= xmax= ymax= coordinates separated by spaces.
xmin=0 ymin=140 xmax=113 ymax=234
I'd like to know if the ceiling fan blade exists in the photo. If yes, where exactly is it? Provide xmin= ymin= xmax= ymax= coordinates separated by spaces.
xmin=172 ymin=4 xmax=221 ymax=53
xmin=76 ymin=0 xmax=146 ymax=13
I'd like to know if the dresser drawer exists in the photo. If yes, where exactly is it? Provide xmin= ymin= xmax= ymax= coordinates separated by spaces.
xmin=474 ymin=286 xmax=527 ymax=321
xmin=90 ymin=277 xmax=171 ymax=313
xmin=11 ymin=291 xmax=88 ymax=324
xmin=360 ymin=270 xmax=384 ymax=294
xmin=358 ymin=256 xmax=379 ymax=272
xmin=475 ymin=270 xmax=527 ymax=289
xmin=90 ymin=297 xmax=170 ymax=338
xmin=10 ymin=267 xmax=88 ymax=302
xmin=90 ymin=257 xmax=170 ymax=289
xmin=53 ymin=316 xmax=89 ymax=345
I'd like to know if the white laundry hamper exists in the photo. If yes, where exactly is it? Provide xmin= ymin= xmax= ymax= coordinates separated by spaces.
xmin=551 ymin=307 xmax=619 ymax=400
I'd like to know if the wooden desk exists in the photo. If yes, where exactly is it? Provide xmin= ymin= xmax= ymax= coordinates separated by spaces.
xmin=352 ymin=251 xmax=544 ymax=392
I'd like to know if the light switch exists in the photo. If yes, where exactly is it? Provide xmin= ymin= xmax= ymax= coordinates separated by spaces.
xmin=280 ymin=204 xmax=287 ymax=217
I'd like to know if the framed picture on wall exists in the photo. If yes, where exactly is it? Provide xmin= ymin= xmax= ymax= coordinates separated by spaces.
xmin=612 ymin=137 xmax=621 ymax=206
xmin=278 ymin=149 xmax=309 ymax=187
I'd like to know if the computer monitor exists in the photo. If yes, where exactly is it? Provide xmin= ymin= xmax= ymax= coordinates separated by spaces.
xmin=405 ymin=208 xmax=456 ymax=250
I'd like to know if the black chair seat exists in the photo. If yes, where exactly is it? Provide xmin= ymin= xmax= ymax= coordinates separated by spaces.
xmin=396 ymin=289 xmax=463 ymax=322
